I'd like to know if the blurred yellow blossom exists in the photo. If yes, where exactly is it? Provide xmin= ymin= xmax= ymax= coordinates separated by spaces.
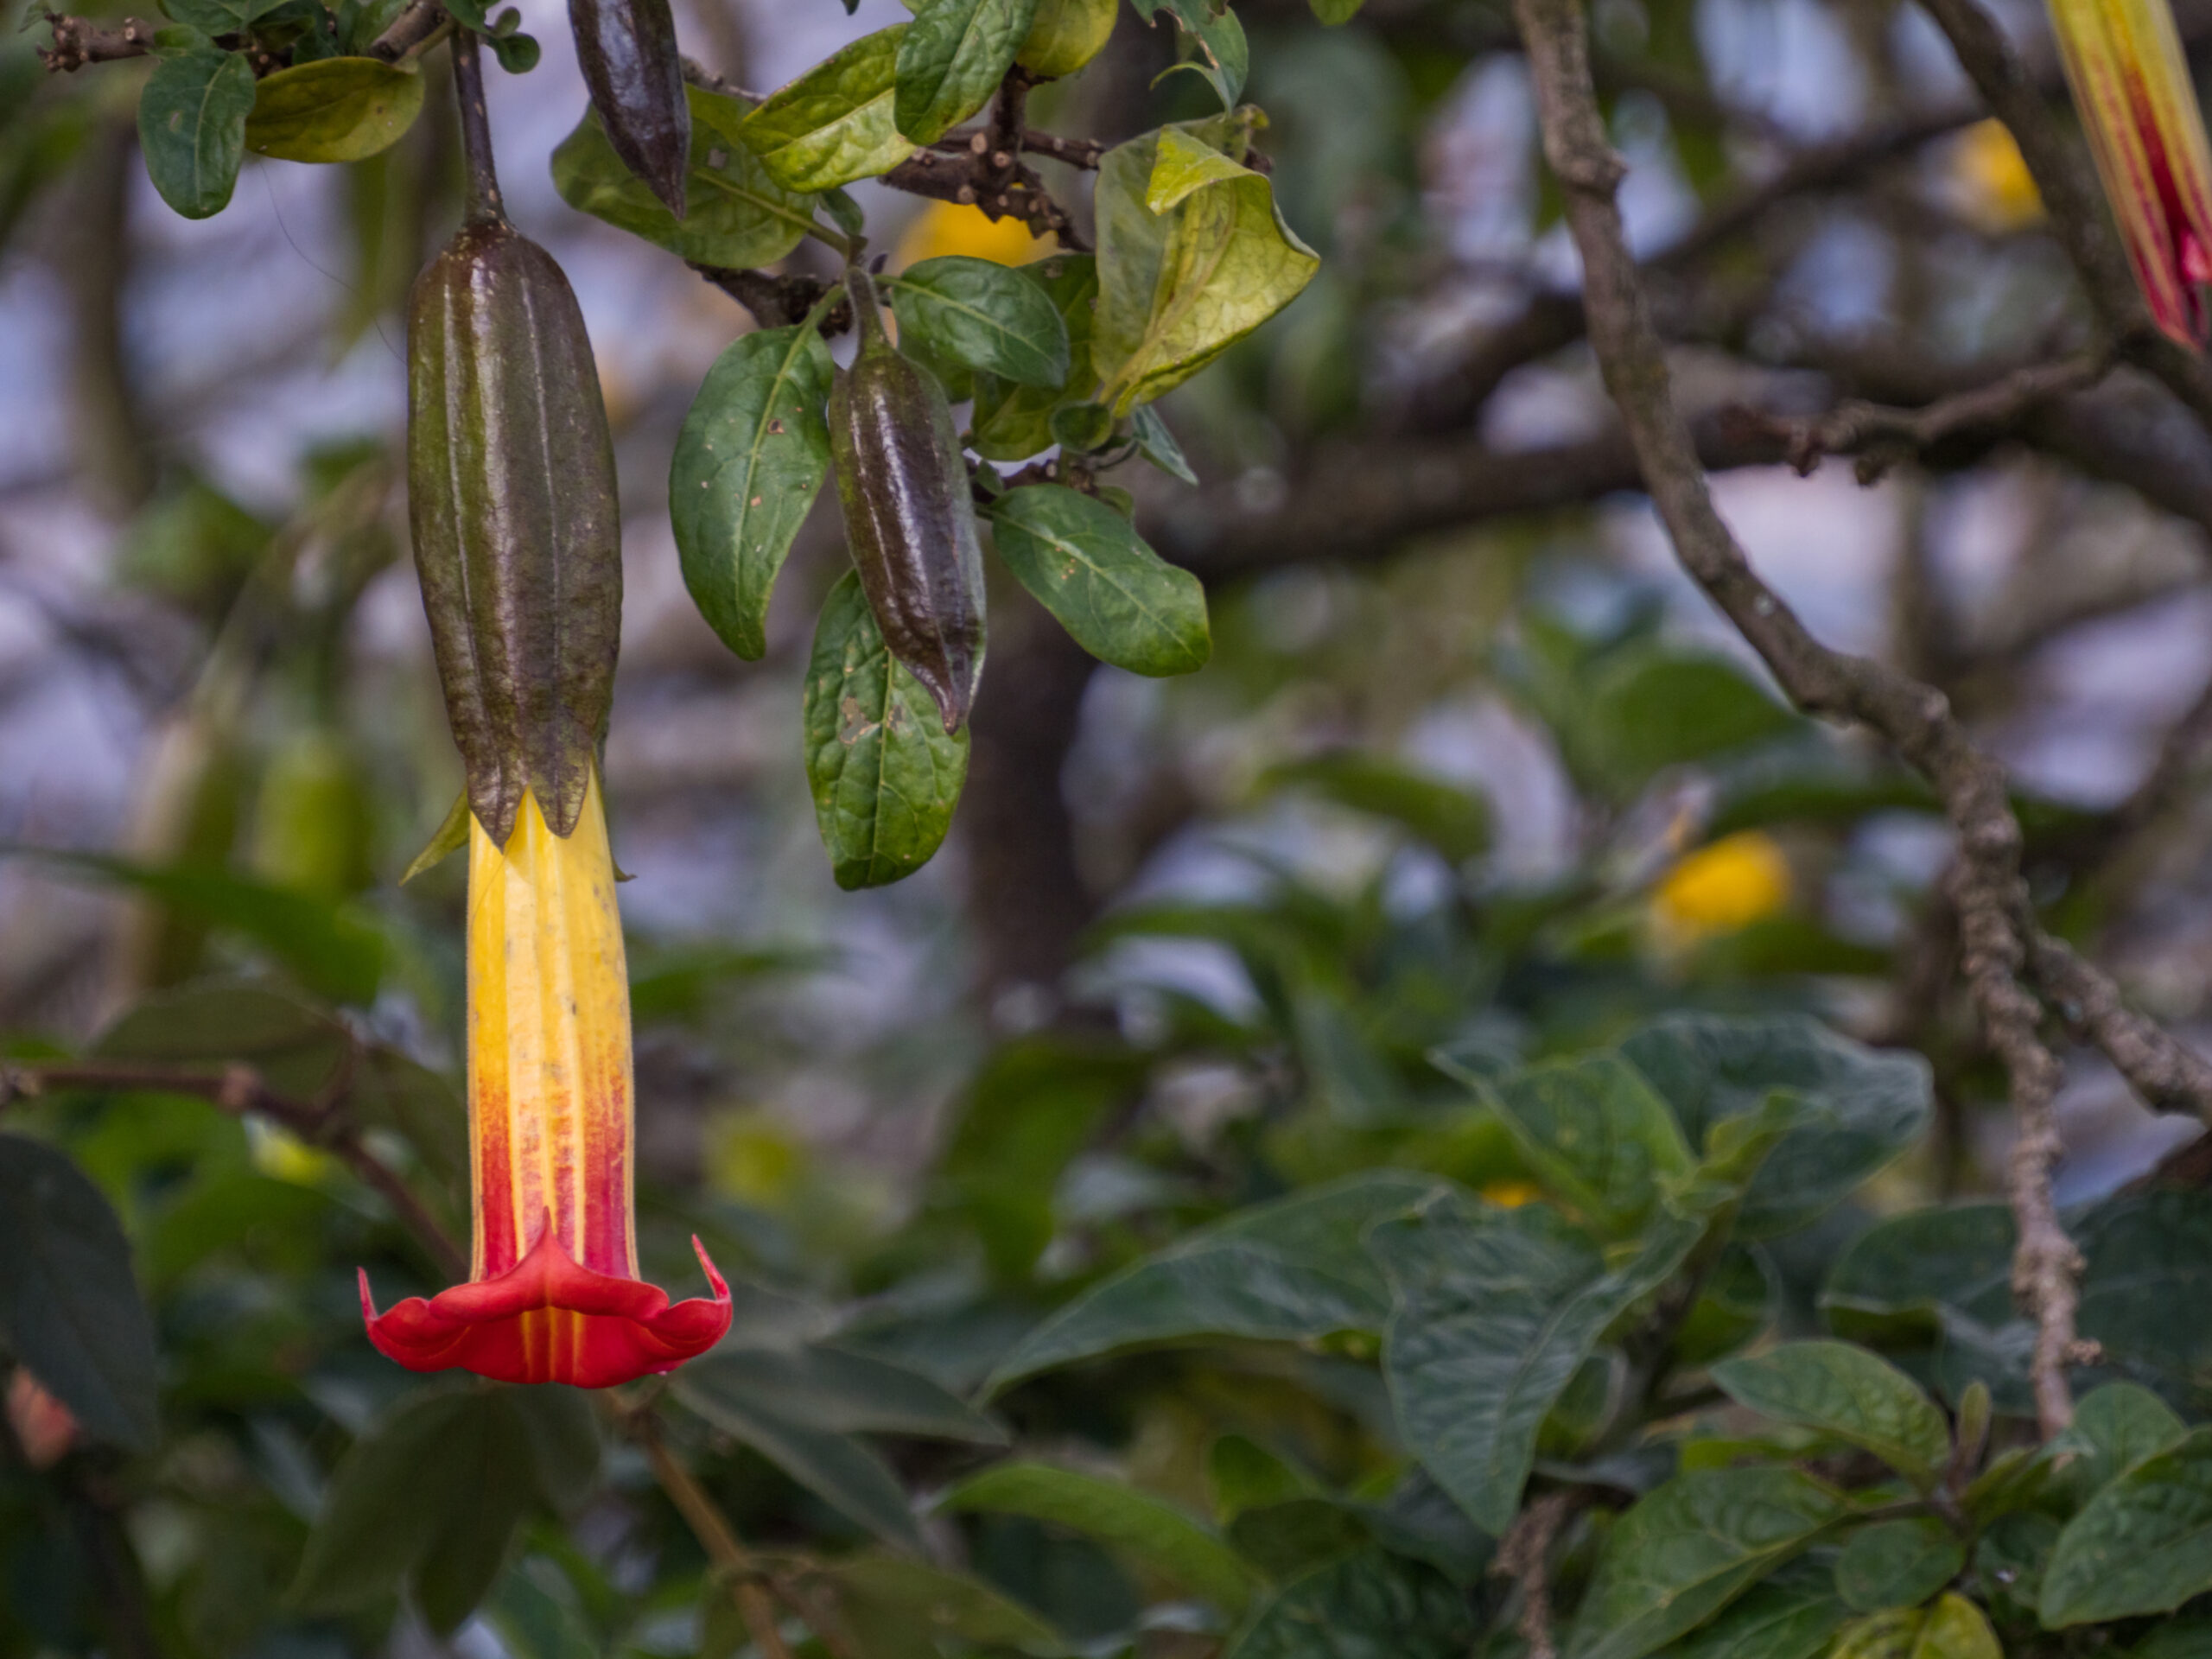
xmin=251 ymin=1122 xmax=336 ymax=1185
xmin=1651 ymin=831 xmax=1793 ymax=944
xmin=1953 ymin=119 xmax=2044 ymax=231
xmin=893 ymin=200 xmax=1051 ymax=270
xmin=1480 ymin=1179 xmax=1543 ymax=1209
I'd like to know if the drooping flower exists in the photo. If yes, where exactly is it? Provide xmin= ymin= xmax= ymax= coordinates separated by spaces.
xmin=360 ymin=774 xmax=730 ymax=1388
xmin=1651 ymin=830 xmax=1793 ymax=947
xmin=2047 ymin=0 xmax=2212 ymax=345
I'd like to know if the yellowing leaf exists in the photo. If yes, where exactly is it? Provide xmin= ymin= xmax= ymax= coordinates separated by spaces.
xmin=245 ymin=57 xmax=426 ymax=163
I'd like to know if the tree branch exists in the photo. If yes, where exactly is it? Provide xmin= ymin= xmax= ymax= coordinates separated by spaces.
xmin=1510 ymin=0 xmax=2085 ymax=1435
xmin=36 ymin=15 xmax=156 ymax=71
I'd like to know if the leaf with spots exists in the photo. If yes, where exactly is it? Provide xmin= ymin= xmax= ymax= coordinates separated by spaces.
xmin=802 ymin=572 xmax=969 ymax=889
xmin=985 ymin=485 xmax=1209 ymax=676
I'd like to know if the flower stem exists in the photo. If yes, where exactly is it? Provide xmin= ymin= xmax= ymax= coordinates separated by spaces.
xmin=450 ymin=29 xmax=504 ymax=226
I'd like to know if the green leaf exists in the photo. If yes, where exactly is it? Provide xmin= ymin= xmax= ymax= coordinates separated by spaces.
xmin=674 ymin=1369 xmax=925 ymax=1550
xmin=1226 ymin=1498 xmax=1373 ymax=1580
xmin=1820 ymin=1205 xmax=2014 ymax=1345
xmin=2133 ymin=1618 xmax=2212 ymax=1659
xmin=1016 ymin=0 xmax=1117 ymax=78
xmin=1131 ymin=403 xmax=1197 ymax=483
xmin=244 ymin=56 xmax=424 ymax=162
xmin=798 ymin=1554 xmax=1067 ymax=1656
xmin=887 ymin=255 xmax=1071 ymax=388
xmin=2054 ymin=1382 xmax=2186 ymax=1500
xmin=1048 ymin=400 xmax=1114 ymax=451
xmin=1489 ymin=1055 xmax=1693 ymax=1235
xmin=893 ymin=0 xmax=1040 ymax=144
xmin=671 ymin=324 xmax=836 ymax=662
xmin=1915 ymin=1595 xmax=2000 ymax=1659
xmin=1308 ymin=0 xmax=1363 ymax=19
xmin=739 ymin=26 xmax=916 ymax=191
xmin=970 ymin=255 xmax=1101 ymax=461
xmin=508 ymin=1386 xmax=602 ymax=1513
xmin=679 ymin=1344 xmax=1006 ymax=1442
xmin=801 ymin=571 xmax=969 ymax=889
xmin=3 ymin=848 xmax=386 ymax=1003
xmin=1147 ymin=124 xmax=1249 ymax=207
xmin=985 ymin=485 xmax=1210 ymax=676
xmin=1569 ymin=1468 xmax=1847 ymax=1659
xmin=164 ymin=0 xmax=283 ymax=35
xmin=987 ymin=1171 xmax=1446 ymax=1389
xmin=1262 ymin=753 xmax=1491 ymax=862
xmin=1374 ymin=1194 xmax=1700 ymax=1532
xmin=551 ymin=84 xmax=816 ymax=267
xmin=137 ymin=46 xmax=256 ymax=219
xmin=290 ymin=1389 xmax=535 ymax=1630
xmin=1711 ymin=1343 xmax=1949 ymax=1489
xmin=1225 ymin=1551 xmax=1474 ymax=1659
xmin=1675 ymin=1245 xmax=1777 ymax=1367
xmin=1093 ymin=115 xmax=1316 ymax=415
xmin=1834 ymin=1519 xmax=1963 ymax=1612
xmin=2042 ymin=1426 xmax=2212 ymax=1625
xmin=1665 ymin=1559 xmax=1851 ymax=1659
xmin=1583 ymin=650 xmax=1796 ymax=792
xmin=1131 ymin=0 xmax=1246 ymax=107
xmin=1619 ymin=1014 xmax=1931 ymax=1237
xmin=0 ymin=1135 xmax=159 ymax=1451
xmin=940 ymin=1461 xmax=1260 ymax=1611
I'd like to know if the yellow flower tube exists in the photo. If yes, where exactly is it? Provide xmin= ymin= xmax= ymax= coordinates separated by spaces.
xmin=361 ymin=775 xmax=729 ymax=1387
xmin=2048 ymin=0 xmax=2212 ymax=344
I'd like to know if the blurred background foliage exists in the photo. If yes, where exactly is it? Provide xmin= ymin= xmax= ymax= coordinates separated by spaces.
xmin=8 ymin=0 xmax=2212 ymax=1653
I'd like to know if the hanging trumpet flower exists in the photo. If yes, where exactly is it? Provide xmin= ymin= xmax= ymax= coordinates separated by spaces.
xmin=2047 ymin=0 xmax=2212 ymax=345
xmin=361 ymin=33 xmax=728 ymax=1387
xmin=362 ymin=777 xmax=729 ymax=1386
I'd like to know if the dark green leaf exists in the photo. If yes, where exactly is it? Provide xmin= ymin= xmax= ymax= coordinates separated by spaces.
xmin=413 ymin=1397 xmax=535 ymax=1633
xmin=1712 ymin=1343 xmax=1948 ymax=1488
xmin=801 ymin=570 xmax=969 ymax=888
xmin=2054 ymin=1382 xmax=2186 ymax=1501
xmin=164 ymin=0 xmax=283 ymax=36
xmin=1374 ymin=1194 xmax=1700 ymax=1532
xmin=988 ymin=1172 xmax=1446 ymax=1389
xmin=887 ymin=255 xmax=1071 ymax=388
xmin=1225 ymin=1551 xmax=1474 ymax=1659
xmin=939 ymin=1461 xmax=1259 ymax=1611
xmin=671 ymin=323 xmax=836 ymax=662
xmin=798 ymin=1554 xmax=1067 ymax=1656
xmin=0 ymin=1135 xmax=158 ymax=1450
xmin=137 ymin=45 xmax=255 ymax=218
xmin=679 ymin=1344 xmax=1005 ymax=1442
xmin=739 ymin=25 xmax=914 ymax=190
xmin=1225 ymin=1498 xmax=1372 ymax=1580
xmin=2042 ymin=1427 xmax=2212 ymax=1625
xmin=1584 ymin=650 xmax=1796 ymax=792
xmin=673 ymin=1369 xmax=924 ymax=1550
xmin=1675 ymin=1245 xmax=1777 ymax=1367
xmin=969 ymin=255 xmax=1101 ymax=461
xmin=1489 ymin=1055 xmax=1692 ymax=1235
xmin=244 ymin=56 xmax=424 ymax=162
xmin=986 ymin=485 xmax=1209 ymax=676
xmin=551 ymin=85 xmax=816 ymax=267
xmin=1665 ymin=1559 xmax=1851 ymax=1659
xmin=1130 ymin=0 xmax=1247 ymax=108
xmin=893 ymin=0 xmax=1040 ymax=144
xmin=1619 ymin=1014 xmax=1931 ymax=1237
xmin=508 ymin=1387 xmax=601 ymax=1512
xmin=1569 ymin=1468 xmax=1847 ymax=1659
xmin=1834 ymin=1519 xmax=1963 ymax=1612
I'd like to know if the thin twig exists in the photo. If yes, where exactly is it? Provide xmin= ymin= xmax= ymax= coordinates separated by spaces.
xmin=1724 ymin=353 xmax=2111 ymax=482
xmin=368 ymin=0 xmax=448 ymax=61
xmin=449 ymin=29 xmax=503 ymax=226
xmin=1492 ymin=1491 xmax=1578 ymax=1659
xmin=1510 ymin=0 xmax=2085 ymax=1435
xmin=632 ymin=1414 xmax=795 ymax=1659
xmin=36 ymin=15 xmax=156 ymax=71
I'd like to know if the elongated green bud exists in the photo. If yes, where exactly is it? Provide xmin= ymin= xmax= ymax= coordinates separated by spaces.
xmin=406 ymin=207 xmax=622 ymax=846
xmin=827 ymin=266 xmax=987 ymax=733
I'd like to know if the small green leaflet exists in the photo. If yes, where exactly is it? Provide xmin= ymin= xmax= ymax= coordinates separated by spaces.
xmin=986 ymin=485 xmax=1209 ymax=676
xmin=1131 ymin=404 xmax=1197 ymax=483
xmin=802 ymin=572 xmax=969 ymax=889
xmin=887 ymin=256 xmax=1071 ymax=389
xmin=245 ymin=57 xmax=426 ymax=163
xmin=552 ymin=86 xmax=816 ymax=268
xmin=671 ymin=324 xmax=836 ymax=662
xmin=440 ymin=0 xmax=539 ymax=70
xmin=739 ymin=26 xmax=915 ymax=192
xmin=139 ymin=46 xmax=257 ymax=219
xmin=894 ymin=0 xmax=1041 ymax=144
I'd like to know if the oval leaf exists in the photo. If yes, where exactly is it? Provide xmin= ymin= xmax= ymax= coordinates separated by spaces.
xmin=802 ymin=571 xmax=969 ymax=889
xmin=893 ymin=0 xmax=1039 ymax=144
xmin=245 ymin=57 xmax=426 ymax=162
xmin=671 ymin=323 xmax=836 ymax=662
xmin=138 ymin=46 xmax=257 ymax=219
xmin=1711 ymin=1342 xmax=1950 ymax=1489
xmin=0 ymin=1135 xmax=159 ymax=1452
xmin=2042 ymin=1426 xmax=2212 ymax=1625
xmin=888 ymin=255 xmax=1071 ymax=389
xmin=740 ymin=26 xmax=916 ymax=191
xmin=986 ymin=485 xmax=1210 ymax=676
